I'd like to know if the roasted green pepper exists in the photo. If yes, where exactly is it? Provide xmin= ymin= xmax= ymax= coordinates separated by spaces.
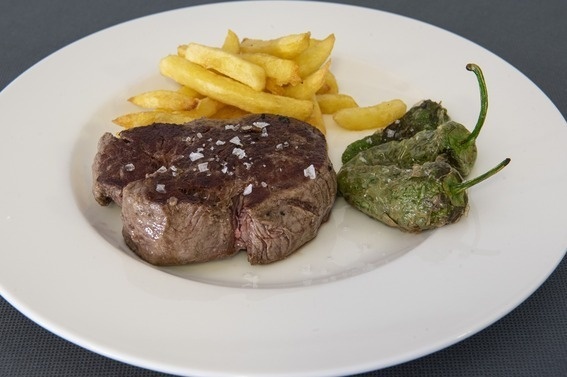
xmin=337 ymin=64 xmax=509 ymax=232
xmin=341 ymin=63 xmax=488 ymax=177
xmin=341 ymin=99 xmax=449 ymax=164
xmin=337 ymin=157 xmax=510 ymax=232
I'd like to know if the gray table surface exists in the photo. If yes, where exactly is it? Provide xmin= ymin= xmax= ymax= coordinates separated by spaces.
xmin=1 ymin=1 xmax=566 ymax=376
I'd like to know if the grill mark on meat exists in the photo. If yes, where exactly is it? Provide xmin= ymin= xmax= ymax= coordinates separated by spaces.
xmin=93 ymin=113 xmax=337 ymax=265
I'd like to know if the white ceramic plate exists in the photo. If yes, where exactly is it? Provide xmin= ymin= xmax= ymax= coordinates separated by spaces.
xmin=1 ymin=1 xmax=566 ymax=376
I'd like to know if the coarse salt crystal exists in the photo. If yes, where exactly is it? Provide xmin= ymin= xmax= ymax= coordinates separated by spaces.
xmin=229 ymin=136 xmax=242 ymax=146
xmin=261 ymin=128 xmax=268 ymax=137
xmin=276 ymin=143 xmax=283 ymax=150
xmin=198 ymin=162 xmax=209 ymax=172
xmin=232 ymin=147 xmax=246 ymax=159
xmin=156 ymin=184 xmax=166 ymax=193
xmin=196 ymin=132 xmax=203 ymax=138
xmin=261 ymin=181 xmax=268 ymax=188
xmin=216 ymin=140 xmax=226 ymax=145
xmin=243 ymin=183 xmax=253 ymax=196
xmin=253 ymin=121 xmax=269 ymax=128
xmin=304 ymin=164 xmax=316 ymax=179
xmin=156 ymin=166 xmax=167 ymax=173
xmin=243 ymin=162 xmax=252 ymax=170
xmin=225 ymin=124 xmax=238 ymax=130
xmin=189 ymin=152 xmax=204 ymax=161
xmin=124 ymin=163 xmax=135 ymax=171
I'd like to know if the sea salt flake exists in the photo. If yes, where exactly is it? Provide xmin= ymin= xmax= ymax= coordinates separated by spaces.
xmin=304 ymin=164 xmax=316 ymax=180
xmin=189 ymin=152 xmax=204 ymax=161
xmin=229 ymin=136 xmax=242 ymax=146
xmin=196 ymin=132 xmax=203 ymax=138
xmin=215 ymin=140 xmax=226 ymax=145
xmin=276 ymin=143 xmax=283 ymax=150
xmin=225 ymin=124 xmax=239 ymax=130
xmin=261 ymin=181 xmax=268 ymax=188
xmin=243 ymin=162 xmax=252 ymax=170
xmin=156 ymin=184 xmax=166 ymax=193
xmin=232 ymin=147 xmax=246 ymax=159
xmin=261 ymin=128 xmax=268 ymax=137
xmin=253 ymin=121 xmax=269 ymax=128
xmin=243 ymin=184 xmax=253 ymax=196
xmin=156 ymin=166 xmax=167 ymax=173
xmin=124 ymin=163 xmax=135 ymax=172
xmin=198 ymin=162 xmax=209 ymax=172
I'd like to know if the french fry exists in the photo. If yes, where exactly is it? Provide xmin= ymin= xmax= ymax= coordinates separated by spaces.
xmin=240 ymin=52 xmax=301 ymax=86
xmin=264 ymin=78 xmax=286 ymax=95
xmin=333 ymin=99 xmax=407 ymax=130
xmin=177 ymin=44 xmax=188 ymax=56
xmin=240 ymin=32 xmax=311 ymax=59
xmin=177 ymin=85 xmax=203 ymax=98
xmin=316 ymin=93 xmax=358 ymax=114
xmin=184 ymin=43 xmax=266 ymax=91
xmin=295 ymin=34 xmax=335 ymax=78
xmin=222 ymin=29 xmax=240 ymax=54
xmin=128 ymin=90 xmax=199 ymax=111
xmin=316 ymin=70 xmax=339 ymax=95
xmin=160 ymin=55 xmax=314 ymax=120
xmin=113 ymin=97 xmax=224 ymax=128
xmin=283 ymin=61 xmax=330 ymax=100
xmin=113 ymin=111 xmax=197 ymax=129
xmin=306 ymin=95 xmax=325 ymax=135
xmin=211 ymin=105 xmax=249 ymax=119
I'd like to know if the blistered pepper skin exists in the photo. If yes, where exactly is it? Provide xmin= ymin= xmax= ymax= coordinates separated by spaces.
xmin=337 ymin=64 xmax=509 ymax=233
xmin=338 ymin=158 xmax=467 ymax=232
xmin=341 ymin=100 xmax=450 ymax=164
xmin=346 ymin=120 xmax=477 ymax=177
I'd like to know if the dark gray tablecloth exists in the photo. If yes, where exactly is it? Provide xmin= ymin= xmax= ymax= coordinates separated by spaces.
xmin=1 ymin=1 xmax=565 ymax=376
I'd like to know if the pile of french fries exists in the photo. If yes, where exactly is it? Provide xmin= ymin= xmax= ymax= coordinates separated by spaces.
xmin=113 ymin=30 xmax=407 ymax=134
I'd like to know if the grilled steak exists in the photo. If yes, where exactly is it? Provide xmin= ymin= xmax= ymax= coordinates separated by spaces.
xmin=92 ymin=113 xmax=337 ymax=265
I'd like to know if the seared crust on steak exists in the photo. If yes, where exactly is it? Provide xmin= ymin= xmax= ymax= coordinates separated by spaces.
xmin=92 ymin=114 xmax=337 ymax=265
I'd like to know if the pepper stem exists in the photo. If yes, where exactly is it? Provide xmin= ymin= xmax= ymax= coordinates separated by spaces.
xmin=461 ymin=63 xmax=488 ymax=146
xmin=453 ymin=158 xmax=511 ymax=194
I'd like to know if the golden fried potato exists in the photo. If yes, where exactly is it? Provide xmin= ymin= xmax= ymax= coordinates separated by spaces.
xmin=295 ymin=34 xmax=335 ymax=78
xmin=177 ymin=85 xmax=203 ymax=98
xmin=240 ymin=52 xmax=301 ymax=86
xmin=128 ymin=90 xmax=198 ymax=111
xmin=283 ymin=61 xmax=330 ymax=100
xmin=113 ymin=97 xmax=224 ymax=128
xmin=211 ymin=105 xmax=249 ymax=119
xmin=184 ymin=43 xmax=266 ymax=91
xmin=316 ymin=70 xmax=339 ymax=95
xmin=240 ymin=32 xmax=311 ymax=59
xmin=316 ymin=93 xmax=358 ymax=114
xmin=305 ymin=95 xmax=325 ymax=135
xmin=160 ymin=55 xmax=314 ymax=120
xmin=222 ymin=29 xmax=240 ymax=54
xmin=333 ymin=99 xmax=407 ymax=130
xmin=115 ymin=30 xmax=406 ymax=136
